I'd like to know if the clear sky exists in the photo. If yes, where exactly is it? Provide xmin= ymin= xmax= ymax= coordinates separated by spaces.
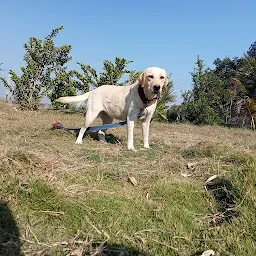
xmin=0 ymin=0 xmax=255 ymax=103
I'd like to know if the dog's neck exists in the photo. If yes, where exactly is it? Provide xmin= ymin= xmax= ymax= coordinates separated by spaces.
xmin=138 ymin=84 xmax=158 ymax=105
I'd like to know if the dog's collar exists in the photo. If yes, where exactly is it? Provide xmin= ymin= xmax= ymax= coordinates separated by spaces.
xmin=138 ymin=84 xmax=159 ymax=104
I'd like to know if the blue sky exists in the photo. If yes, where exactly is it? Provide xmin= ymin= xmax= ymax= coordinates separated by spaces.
xmin=0 ymin=0 xmax=255 ymax=103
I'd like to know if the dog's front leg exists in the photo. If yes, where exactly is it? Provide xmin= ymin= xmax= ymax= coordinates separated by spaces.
xmin=142 ymin=118 xmax=151 ymax=148
xmin=141 ymin=105 xmax=156 ymax=149
xmin=127 ymin=103 xmax=140 ymax=151
xmin=127 ymin=119 xmax=135 ymax=151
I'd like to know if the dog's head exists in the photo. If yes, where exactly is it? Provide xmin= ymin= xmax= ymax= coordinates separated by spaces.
xmin=138 ymin=67 xmax=168 ymax=100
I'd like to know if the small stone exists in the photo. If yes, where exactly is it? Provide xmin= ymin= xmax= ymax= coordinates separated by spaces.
xmin=186 ymin=162 xmax=196 ymax=170
xmin=201 ymin=249 xmax=215 ymax=256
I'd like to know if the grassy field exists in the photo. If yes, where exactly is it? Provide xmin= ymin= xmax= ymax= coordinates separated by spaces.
xmin=0 ymin=100 xmax=256 ymax=256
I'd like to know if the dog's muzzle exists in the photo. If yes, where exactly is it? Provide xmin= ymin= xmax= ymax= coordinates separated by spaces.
xmin=153 ymin=85 xmax=161 ymax=93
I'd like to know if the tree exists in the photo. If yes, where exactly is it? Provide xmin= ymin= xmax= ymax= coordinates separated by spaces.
xmin=47 ymin=68 xmax=77 ymax=109
xmin=232 ymin=53 xmax=256 ymax=129
xmin=72 ymin=57 xmax=133 ymax=92
xmin=211 ymin=54 xmax=255 ymax=125
xmin=167 ymin=104 xmax=181 ymax=122
xmin=172 ymin=41 xmax=256 ymax=127
xmin=213 ymin=57 xmax=245 ymax=82
xmin=155 ymin=79 xmax=176 ymax=120
xmin=0 ymin=26 xmax=72 ymax=110
xmin=238 ymin=53 xmax=256 ymax=98
xmin=123 ymin=70 xmax=142 ymax=85
xmin=247 ymin=41 xmax=256 ymax=58
xmin=178 ymin=56 xmax=229 ymax=124
xmin=1 ymin=68 xmax=40 ymax=108
xmin=236 ymin=96 xmax=256 ymax=130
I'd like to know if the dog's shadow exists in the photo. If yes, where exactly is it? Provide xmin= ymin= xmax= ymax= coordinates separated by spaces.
xmin=0 ymin=201 xmax=21 ymax=256
xmin=72 ymin=131 xmax=123 ymax=145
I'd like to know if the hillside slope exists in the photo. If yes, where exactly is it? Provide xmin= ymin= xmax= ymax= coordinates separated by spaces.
xmin=0 ymin=100 xmax=256 ymax=256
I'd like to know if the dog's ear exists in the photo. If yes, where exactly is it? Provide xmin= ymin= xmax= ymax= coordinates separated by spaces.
xmin=164 ymin=72 xmax=169 ymax=89
xmin=138 ymin=71 xmax=146 ymax=87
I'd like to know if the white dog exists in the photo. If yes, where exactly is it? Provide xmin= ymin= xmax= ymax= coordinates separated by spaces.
xmin=57 ymin=67 xmax=168 ymax=151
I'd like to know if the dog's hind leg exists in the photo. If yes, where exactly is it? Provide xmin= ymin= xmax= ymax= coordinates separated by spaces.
xmin=75 ymin=110 xmax=100 ymax=144
xmin=98 ymin=112 xmax=113 ymax=142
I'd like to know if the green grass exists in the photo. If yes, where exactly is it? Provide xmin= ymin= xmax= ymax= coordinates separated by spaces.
xmin=15 ymin=179 xmax=211 ymax=255
xmin=0 ymin=100 xmax=256 ymax=255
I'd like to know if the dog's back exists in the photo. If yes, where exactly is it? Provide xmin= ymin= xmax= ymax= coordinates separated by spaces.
xmin=88 ymin=84 xmax=134 ymax=120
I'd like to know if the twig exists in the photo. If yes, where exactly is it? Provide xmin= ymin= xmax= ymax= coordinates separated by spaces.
xmin=28 ymin=225 xmax=40 ymax=244
xmin=19 ymin=236 xmax=52 ymax=248
xmin=151 ymin=239 xmax=178 ymax=251
xmin=40 ymin=210 xmax=65 ymax=215
xmin=85 ymin=216 xmax=102 ymax=235
xmin=134 ymin=228 xmax=165 ymax=234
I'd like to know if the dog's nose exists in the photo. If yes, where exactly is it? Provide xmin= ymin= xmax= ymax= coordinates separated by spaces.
xmin=153 ymin=85 xmax=160 ymax=92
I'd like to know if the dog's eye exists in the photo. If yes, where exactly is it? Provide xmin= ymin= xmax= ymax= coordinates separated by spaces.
xmin=160 ymin=76 xmax=164 ymax=79
xmin=148 ymin=75 xmax=153 ymax=79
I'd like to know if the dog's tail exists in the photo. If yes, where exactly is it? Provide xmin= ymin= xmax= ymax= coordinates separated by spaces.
xmin=56 ymin=92 xmax=90 ymax=104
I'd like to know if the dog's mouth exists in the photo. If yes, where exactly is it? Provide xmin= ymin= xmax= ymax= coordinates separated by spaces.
xmin=151 ymin=92 xmax=161 ymax=100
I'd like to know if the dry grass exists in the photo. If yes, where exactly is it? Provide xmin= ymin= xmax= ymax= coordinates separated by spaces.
xmin=0 ymin=100 xmax=256 ymax=256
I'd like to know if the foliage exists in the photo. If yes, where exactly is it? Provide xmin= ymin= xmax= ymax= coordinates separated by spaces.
xmin=213 ymin=56 xmax=245 ymax=83
xmin=1 ymin=68 xmax=41 ymax=109
xmin=238 ymin=53 xmax=256 ymax=98
xmin=47 ymin=68 xmax=77 ymax=109
xmin=247 ymin=40 xmax=256 ymax=58
xmin=178 ymin=56 xmax=228 ymax=124
xmin=174 ymin=39 xmax=256 ymax=127
xmin=1 ymin=25 xmax=175 ymax=115
xmin=167 ymin=104 xmax=181 ymax=122
xmin=155 ymin=80 xmax=176 ymax=120
xmin=236 ymin=96 xmax=256 ymax=130
xmin=0 ymin=26 xmax=72 ymax=110
xmin=123 ymin=70 xmax=142 ymax=85
xmin=72 ymin=57 xmax=133 ymax=91
xmin=98 ymin=57 xmax=133 ymax=86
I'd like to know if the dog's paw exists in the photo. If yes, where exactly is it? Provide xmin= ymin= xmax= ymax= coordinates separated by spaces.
xmin=98 ymin=130 xmax=106 ymax=142
xmin=143 ymin=145 xmax=151 ymax=149
xmin=128 ymin=147 xmax=137 ymax=152
xmin=75 ymin=140 xmax=83 ymax=145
